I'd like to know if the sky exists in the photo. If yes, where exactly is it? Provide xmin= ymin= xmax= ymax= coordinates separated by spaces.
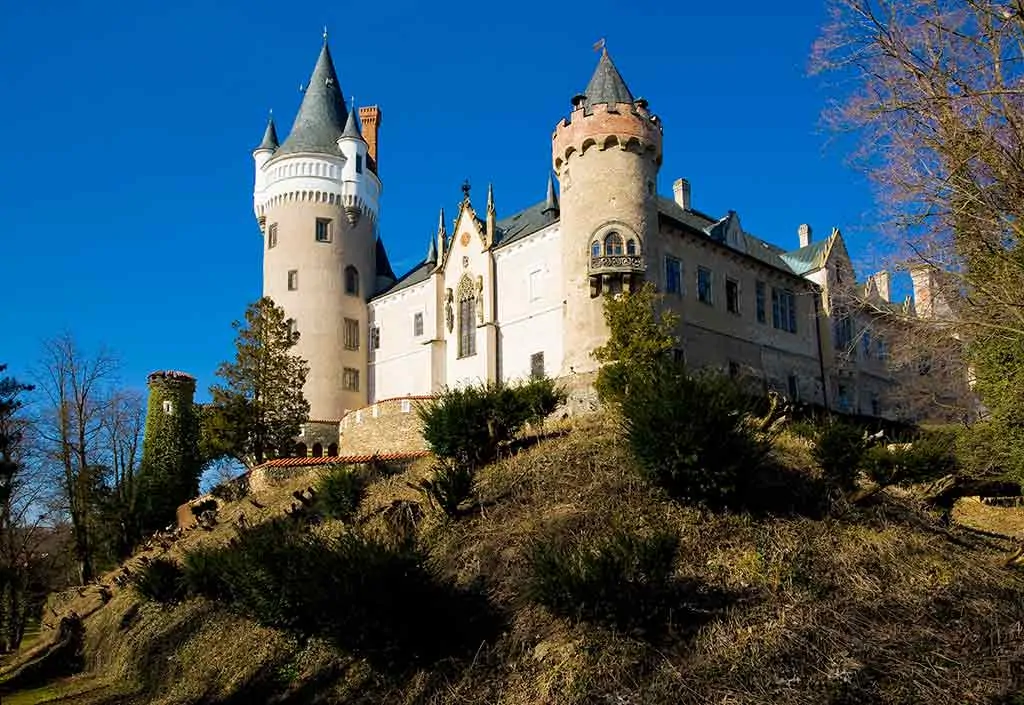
xmin=0 ymin=0 xmax=883 ymax=400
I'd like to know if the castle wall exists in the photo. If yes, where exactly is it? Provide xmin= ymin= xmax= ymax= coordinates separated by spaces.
xmin=494 ymin=223 xmax=565 ymax=382
xmin=368 ymin=279 xmax=437 ymax=400
xmin=338 ymin=397 xmax=431 ymax=455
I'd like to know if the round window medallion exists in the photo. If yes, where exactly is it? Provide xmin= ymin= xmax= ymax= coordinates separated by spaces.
xmin=460 ymin=232 xmax=471 ymax=246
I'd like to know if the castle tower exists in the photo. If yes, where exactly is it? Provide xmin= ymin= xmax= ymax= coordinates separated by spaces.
xmin=552 ymin=48 xmax=663 ymax=375
xmin=252 ymin=37 xmax=384 ymax=420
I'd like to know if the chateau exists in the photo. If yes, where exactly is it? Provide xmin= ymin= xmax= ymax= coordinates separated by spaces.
xmin=251 ymin=38 xmax=951 ymax=437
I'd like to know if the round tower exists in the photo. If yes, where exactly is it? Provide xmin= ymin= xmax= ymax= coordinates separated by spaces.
xmin=552 ymin=48 xmax=663 ymax=375
xmin=252 ymin=38 xmax=382 ymax=421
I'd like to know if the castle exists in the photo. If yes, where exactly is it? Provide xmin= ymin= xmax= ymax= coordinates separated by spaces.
xmin=251 ymin=37 xmax=956 ymax=440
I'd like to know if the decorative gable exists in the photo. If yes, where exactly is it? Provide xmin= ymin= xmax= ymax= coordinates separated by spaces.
xmin=704 ymin=211 xmax=749 ymax=254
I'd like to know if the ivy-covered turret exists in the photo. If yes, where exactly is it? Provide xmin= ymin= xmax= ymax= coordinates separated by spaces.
xmin=138 ymin=370 xmax=202 ymax=533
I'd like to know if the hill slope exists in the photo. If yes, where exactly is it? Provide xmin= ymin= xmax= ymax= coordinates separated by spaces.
xmin=7 ymin=413 xmax=1024 ymax=704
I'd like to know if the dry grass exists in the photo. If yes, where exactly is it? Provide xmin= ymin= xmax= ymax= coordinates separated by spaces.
xmin=10 ymin=411 xmax=1024 ymax=704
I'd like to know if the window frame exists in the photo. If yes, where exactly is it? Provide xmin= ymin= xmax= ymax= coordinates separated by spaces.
xmin=287 ymin=269 xmax=298 ymax=291
xmin=342 ymin=367 xmax=360 ymax=391
xmin=530 ymin=351 xmax=545 ymax=380
xmin=315 ymin=218 xmax=332 ymax=243
xmin=343 ymin=318 xmax=360 ymax=351
xmin=726 ymin=278 xmax=740 ymax=315
xmin=665 ymin=256 xmax=682 ymax=295
xmin=755 ymin=281 xmax=767 ymax=324
xmin=268 ymin=223 xmax=278 ymax=249
xmin=344 ymin=266 xmax=359 ymax=296
xmin=413 ymin=311 xmax=424 ymax=337
xmin=697 ymin=266 xmax=713 ymax=305
xmin=604 ymin=232 xmax=624 ymax=256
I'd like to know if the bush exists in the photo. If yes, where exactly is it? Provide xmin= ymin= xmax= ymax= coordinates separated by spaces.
xmin=513 ymin=376 xmax=567 ymax=428
xmin=621 ymin=363 xmax=771 ymax=507
xmin=414 ymin=461 xmax=475 ymax=518
xmin=315 ymin=464 xmax=366 ymax=521
xmin=132 ymin=557 xmax=187 ymax=604
xmin=813 ymin=421 xmax=866 ymax=492
xmin=863 ymin=429 xmax=959 ymax=489
xmin=526 ymin=523 xmax=679 ymax=631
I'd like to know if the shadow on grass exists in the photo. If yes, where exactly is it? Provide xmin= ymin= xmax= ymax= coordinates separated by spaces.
xmin=733 ymin=460 xmax=832 ymax=519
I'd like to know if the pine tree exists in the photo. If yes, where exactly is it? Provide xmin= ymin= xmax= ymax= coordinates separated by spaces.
xmin=207 ymin=297 xmax=310 ymax=467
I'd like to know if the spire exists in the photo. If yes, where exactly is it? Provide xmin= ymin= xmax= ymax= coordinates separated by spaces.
xmin=486 ymin=183 xmax=495 ymax=214
xmin=341 ymin=101 xmax=363 ymax=140
xmin=436 ymin=207 xmax=447 ymax=239
xmin=255 ymin=114 xmax=279 ymax=152
xmin=375 ymin=236 xmax=396 ymax=281
xmin=582 ymin=48 xmax=634 ymax=108
xmin=426 ymin=233 xmax=438 ymax=264
xmin=277 ymin=39 xmax=348 ymax=156
xmin=542 ymin=172 xmax=559 ymax=216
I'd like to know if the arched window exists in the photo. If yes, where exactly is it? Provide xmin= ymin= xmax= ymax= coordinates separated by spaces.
xmin=457 ymin=275 xmax=477 ymax=359
xmin=294 ymin=442 xmax=307 ymax=457
xmin=626 ymin=239 xmax=637 ymax=256
xmin=344 ymin=266 xmax=359 ymax=296
xmin=591 ymin=240 xmax=601 ymax=257
xmin=327 ymin=443 xmax=338 ymax=457
xmin=312 ymin=443 xmax=323 ymax=458
xmin=604 ymin=232 xmax=624 ymax=256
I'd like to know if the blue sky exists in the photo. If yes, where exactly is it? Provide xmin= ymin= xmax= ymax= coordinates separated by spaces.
xmin=0 ymin=0 xmax=881 ymax=399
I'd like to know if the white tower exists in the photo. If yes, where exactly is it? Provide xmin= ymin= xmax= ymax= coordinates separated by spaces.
xmin=252 ymin=38 xmax=390 ymax=421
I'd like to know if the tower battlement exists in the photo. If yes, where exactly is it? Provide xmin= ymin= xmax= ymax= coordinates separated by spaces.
xmin=552 ymin=102 xmax=662 ymax=173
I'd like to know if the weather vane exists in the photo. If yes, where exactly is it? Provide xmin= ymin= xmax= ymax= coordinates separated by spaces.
xmin=323 ymin=25 xmax=329 ymax=42
xmin=461 ymin=179 xmax=471 ymax=200
xmin=593 ymin=37 xmax=606 ymax=53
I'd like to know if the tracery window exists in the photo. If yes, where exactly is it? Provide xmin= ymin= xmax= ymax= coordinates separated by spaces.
xmin=604 ymin=232 xmax=624 ymax=256
xmin=457 ymin=275 xmax=476 ymax=358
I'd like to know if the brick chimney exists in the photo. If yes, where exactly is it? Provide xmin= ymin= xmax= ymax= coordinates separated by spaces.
xmin=798 ymin=223 xmax=812 ymax=248
xmin=872 ymin=270 xmax=891 ymax=302
xmin=910 ymin=265 xmax=935 ymax=318
xmin=358 ymin=105 xmax=382 ymax=173
xmin=672 ymin=178 xmax=691 ymax=210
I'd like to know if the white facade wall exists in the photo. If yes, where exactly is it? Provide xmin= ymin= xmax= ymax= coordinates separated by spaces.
xmin=494 ymin=224 xmax=565 ymax=383
xmin=368 ymin=279 xmax=434 ymax=401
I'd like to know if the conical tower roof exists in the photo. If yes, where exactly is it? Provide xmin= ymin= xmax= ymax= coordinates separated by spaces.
xmin=375 ymin=236 xmax=396 ymax=281
xmin=426 ymin=233 xmax=438 ymax=264
xmin=255 ymin=115 xmax=279 ymax=152
xmin=277 ymin=41 xmax=348 ymax=157
xmin=542 ymin=172 xmax=559 ymax=215
xmin=341 ymin=104 xmax=363 ymax=140
xmin=584 ymin=48 xmax=634 ymax=108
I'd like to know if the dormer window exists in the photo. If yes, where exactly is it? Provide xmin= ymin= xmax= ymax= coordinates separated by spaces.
xmin=604 ymin=232 xmax=624 ymax=256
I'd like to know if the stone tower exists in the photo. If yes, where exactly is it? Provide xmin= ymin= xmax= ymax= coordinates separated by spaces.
xmin=552 ymin=49 xmax=663 ymax=375
xmin=252 ymin=37 xmax=390 ymax=421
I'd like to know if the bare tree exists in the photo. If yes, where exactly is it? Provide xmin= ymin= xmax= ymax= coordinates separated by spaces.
xmin=97 ymin=390 xmax=145 ymax=559
xmin=32 ymin=335 xmax=118 ymax=584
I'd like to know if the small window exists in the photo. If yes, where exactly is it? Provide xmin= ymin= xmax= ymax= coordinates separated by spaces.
xmin=369 ymin=325 xmax=380 ymax=350
xmin=344 ymin=318 xmax=359 ymax=350
xmin=268 ymin=223 xmax=278 ymax=249
xmin=315 ymin=218 xmax=332 ymax=242
xmin=876 ymin=337 xmax=888 ymax=361
xmin=697 ymin=267 xmax=713 ymax=304
xmin=665 ymin=256 xmax=681 ymax=295
xmin=413 ymin=312 xmax=424 ymax=337
xmin=726 ymin=279 xmax=740 ymax=314
xmin=401 ymin=399 xmax=412 ymax=413
xmin=755 ymin=281 xmax=767 ymax=324
xmin=530 ymin=351 xmax=545 ymax=380
xmin=312 ymin=443 xmax=323 ymax=458
xmin=294 ymin=442 xmax=307 ymax=457
xmin=788 ymin=374 xmax=799 ymax=400
xmin=162 ymin=400 xmax=175 ymax=415
xmin=604 ymin=232 xmax=624 ymax=256
xmin=327 ymin=443 xmax=338 ymax=457
xmin=529 ymin=270 xmax=542 ymax=302
xmin=343 ymin=367 xmax=360 ymax=391
xmin=773 ymin=288 xmax=798 ymax=334
xmin=626 ymin=239 xmax=637 ymax=256
xmin=288 ymin=270 xmax=298 ymax=290
xmin=287 ymin=318 xmax=298 ymax=338
xmin=591 ymin=240 xmax=601 ymax=258
xmin=344 ymin=266 xmax=359 ymax=296
xmin=356 ymin=154 xmax=363 ymax=174
xmin=861 ymin=330 xmax=872 ymax=359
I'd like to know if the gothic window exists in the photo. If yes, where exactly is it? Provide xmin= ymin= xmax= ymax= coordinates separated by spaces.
xmin=344 ymin=318 xmax=359 ymax=350
xmin=312 ymin=443 xmax=323 ymax=458
xmin=457 ymin=275 xmax=476 ymax=358
xmin=344 ymin=266 xmax=359 ymax=296
xmin=327 ymin=443 xmax=338 ymax=457
xmin=604 ymin=232 xmax=624 ymax=256
xmin=626 ymin=239 xmax=637 ymax=256
xmin=295 ymin=442 xmax=307 ymax=457
xmin=591 ymin=240 xmax=601 ymax=258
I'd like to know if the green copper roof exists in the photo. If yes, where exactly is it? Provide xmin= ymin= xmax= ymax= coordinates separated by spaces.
xmin=276 ymin=42 xmax=348 ymax=157
xmin=779 ymin=238 xmax=833 ymax=275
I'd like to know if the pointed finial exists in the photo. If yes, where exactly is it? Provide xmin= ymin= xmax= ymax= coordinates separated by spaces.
xmin=461 ymin=179 xmax=471 ymax=201
xmin=437 ymin=207 xmax=447 ymax=236
xmin=323 ymin=25 xmax=329 ymax=43
xmin=427 ymin=233 xmax=438 ymax=264
xmin=542 ymin=172 xmax=559 ymax=216
xmin=593 ymin=37 xmax=606 ymax=54
xmin=487 ymin=183 xmax=495 ymax=213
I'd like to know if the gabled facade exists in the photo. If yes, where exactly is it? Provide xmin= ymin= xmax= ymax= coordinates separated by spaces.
xmin=252 ymin=39 xmax=955 ymax=426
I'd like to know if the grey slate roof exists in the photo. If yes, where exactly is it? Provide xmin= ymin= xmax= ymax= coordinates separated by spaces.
xmin=542 ymin=173 xmax=559 ymax=215
xmin=373 ymin=259 xmax=433 ymax=298
xmin=341 ymin=105 xmax=363 ymax=140
xmin=584 ymin=50 xmax=635 ymax=108
xmin=275 ymin=42 xmax=348 ymax=158
xmin=256 ymin=117 xmax=279 ymax=151
xmin=494 ymin=200 xmax=560 ymax=247
xmin=375 ymin=236 xmax=396 ymax=282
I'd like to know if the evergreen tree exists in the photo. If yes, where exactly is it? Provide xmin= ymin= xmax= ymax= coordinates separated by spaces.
xmin=207 ymin=297 xmax=310 ymax=467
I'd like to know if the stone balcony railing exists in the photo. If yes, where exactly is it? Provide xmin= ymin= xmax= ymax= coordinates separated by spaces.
xmin=589 ymin=254 xmax=645 ymax=274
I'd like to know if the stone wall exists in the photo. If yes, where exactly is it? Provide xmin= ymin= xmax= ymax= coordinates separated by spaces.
xmin=339 ymin=396 xmax=433 ymax=455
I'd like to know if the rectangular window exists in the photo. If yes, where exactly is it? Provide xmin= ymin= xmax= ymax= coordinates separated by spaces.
xmin=755 ymin=281 xmax=766 ymax=324
xmin=697 ymin=267 xmax=713 ymax=304
xmin=876 ymin=337 xmax=888 ymax=361
xmin=726 ymin=278 xmax=740 ymax=314
xmin=788 ymin=374 xmax=799 ymax=400
xmin=861 ymin=330 xmax=872 ymax=359
xmin=315 ymin=218 xmax=332 ymax=243
xmin=268 ymin=223 xmax=278 ymax=249
xmin=772 ymin=288 xmax=797 ymax=333
xmin=286 ymin=318 xmax=298 ymax=337
xmin=162 ymin=400 xmax=175 ymax=415
xmin=343 ymin=367 xmax=360 ymax=391
xmin=728 ymin=361 xmax=740 ymax=378
xmin=343 ymin=318 xmax=359 ymax=350
xmin=400 ymin=399 xmax=412 ymax=413
xmin=287 ymin=270 xmax=298 ymax=291
xmin=355 ymin=154 xmax=363 ymax=174
xmin=529 ymin=269 xmax=542 ymax=302
xmin=665 ymin=256 xmax=681 ymax=295
xmin=413 ymin=312 xmax=424 ymax=337
xmin=834 ymin=315 xmax=853 ymax=350
xmin=369 ymin=325 xmax=380 ymax=350
xmin=530 ymin=351 xmax=545 ymax=380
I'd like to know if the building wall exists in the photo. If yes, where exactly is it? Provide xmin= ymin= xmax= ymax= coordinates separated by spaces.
xmin=339 ymin=397 xmax=431 ymax=454
xmin=494 ymin=223 xmax=565 ymax=383
xmin=368 ymin=279 xmax=436 ymax=400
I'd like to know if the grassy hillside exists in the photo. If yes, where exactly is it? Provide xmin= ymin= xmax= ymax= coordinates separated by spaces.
xmin=6 ymin=413 xmax=1024 ymax=704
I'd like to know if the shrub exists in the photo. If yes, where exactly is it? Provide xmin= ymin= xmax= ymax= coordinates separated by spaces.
xmin=132 ymin=557 xmax=187 ymax=604
xmin=510 ymin=376 xmax=567 ymax=429
xmin=621 ymin=363 xmax=771 ymax=507
xmin=813 ymin=421 xmax=866 ymax=492
xmin=526 ymin=523 xmax=679 ymax=631
xmin=414 ymin=461 xmax=475 ymax=518
xmin=863 ymin=429 xmax=959 ymax=489
xmin=315 ymin=464 xmax=366 ymax=521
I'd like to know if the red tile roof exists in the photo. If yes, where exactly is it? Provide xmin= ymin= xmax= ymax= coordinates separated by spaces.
xmin=253 ymin=450 xmax=431 ymax=470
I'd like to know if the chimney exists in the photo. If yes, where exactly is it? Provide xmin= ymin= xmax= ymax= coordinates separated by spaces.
xmin=358 ymin=105 xmax=382 ymax=173
xmin=910 ymin=266 xmax=933 ymax=318
xmin=798 ymin=223 xmax=812 ymax=248
xmin=672 ymin=178 xmax=691 ymax=210
xmin=872 ymin=270 xmax=891 ymax=302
